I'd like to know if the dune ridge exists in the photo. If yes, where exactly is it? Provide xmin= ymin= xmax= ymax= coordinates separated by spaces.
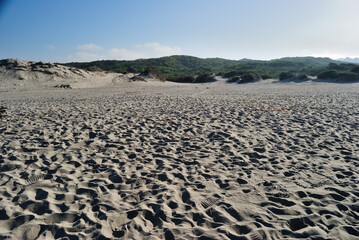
xmin=0 ymin=59 xmax=120 ymax=91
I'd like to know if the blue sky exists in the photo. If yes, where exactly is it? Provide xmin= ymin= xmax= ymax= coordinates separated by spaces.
xmin=0 ymin=0 xmax=358 ymax=62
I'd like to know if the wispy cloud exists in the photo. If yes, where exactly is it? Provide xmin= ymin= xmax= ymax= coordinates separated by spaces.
xmin=44 ymin=45 xmax=55 ymax=50
xmin=142 ymin=42 xmax=182 ymax=56
xmin=77 ymin=44 xmax=103 ymax=51
xmin=64 ymin=42 xmax=182 ymax=62
xmin=107 ymin=48 xmax=147 ymax=60
xmin=109 ymin=42 xmax=182 ymax=60
xmin=65 ymin=52 xmax=103 ymax=62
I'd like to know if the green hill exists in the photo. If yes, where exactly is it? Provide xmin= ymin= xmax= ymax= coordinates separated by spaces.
xmin=61 ymin=55 xmax=342 ymax=78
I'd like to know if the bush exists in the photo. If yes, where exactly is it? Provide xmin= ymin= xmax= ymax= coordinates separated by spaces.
xmin=167 ymin=75 xmax=195 ymax=83
xmin=238 ymin=72 xmax=259 ymax=83
xmin=223 ymin=71 xmax=244 ymax=78
xmin=317 ymin=70 xmax=358 ymax=81
xmin=227 ymin=76 xmax=240 ymax=83
xmin=317 ymin=70 xmax=336 ymax=79
xmin=142 ymin=66 xmax=166 ymax=82
xmin=194 ymin=74 xmax=216 ymax=83
xmin=130 ymin=76 xmax=146 ymax=82
xmin=299 ymin=74 xmax=308 ymax=80
xmin=351 ymin=66 xmax=359 ymax=73
xmin=86 ymin=66 xmax=105 ymax=72
xmin=261 ymin=74 xmax=272 ymax=80
xmin=328 ymin=63 xmax=341 ymax=70
xmin=279 ymin=72 xmax=296 ymax=80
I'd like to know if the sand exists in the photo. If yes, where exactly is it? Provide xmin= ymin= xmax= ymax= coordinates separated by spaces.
xmin=0 ymin=59 xmax=120 ymax=91
xmin=0 ymin=80 xmax=359 ymax=240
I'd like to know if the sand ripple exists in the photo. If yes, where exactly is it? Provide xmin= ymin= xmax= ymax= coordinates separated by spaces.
xmin=0 ymin=83 xmax=358 ymax=239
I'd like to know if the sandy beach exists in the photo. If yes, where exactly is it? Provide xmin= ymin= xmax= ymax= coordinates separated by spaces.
xmin=0 ymin=81 xmax=359 ymax=239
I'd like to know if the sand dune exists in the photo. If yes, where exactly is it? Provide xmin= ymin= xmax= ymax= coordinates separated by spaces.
xmin=0 ymin=59 xmax=171 ymax=92
xmin=0 ymin=59 xmax=120 ymax=91
xmin=0 ymin=79 xmax=359 ymax=239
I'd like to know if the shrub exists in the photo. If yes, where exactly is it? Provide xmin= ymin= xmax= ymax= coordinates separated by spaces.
xmin=194 ymin=74 xmax=216 ymax=83
xmin=223 ymin=71 xmax=244 ymax=78
xmin=317 ymin=70 xmax=337 ymax=79
xmin=261 ymin=74 xmax=272 ymax=80
xmin=142 ymin=66 xmax=166 ymax=82
xmin=227 ymin=76 xmax=240 ymax=83
xmin=329 ymin=63 xmax=357 ymax=71
xmin=130 ymin=76 xmax=147 ymax=82
xmin=317 ymin=70 xmax=358 ymax=81
xmin=351 ymin=66 xmax=359 ymax=73
xmin=279 ymin=72 xmax=296 ymax=80
xmin=299 ymin=74 xmax=308 ymax=80
xmin=167 ymin=75 xmax=195 ymax=83
xmin=86 ymin=66 xmax=105 ymax=72
xmin=238 ymin=72 xmax=259 ymax=83
xmin=328 ymin=63 xmax=341 ymax=70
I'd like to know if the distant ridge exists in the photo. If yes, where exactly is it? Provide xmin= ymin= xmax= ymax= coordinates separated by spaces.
xmin=338 ymin=57 xmax=359 ymax=64
xmin=61 ymin=55 xmax=340 ymax=78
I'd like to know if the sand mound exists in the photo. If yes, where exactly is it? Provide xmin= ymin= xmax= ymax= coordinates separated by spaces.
xmin=0 ymin=59 xmax=118 ymax=91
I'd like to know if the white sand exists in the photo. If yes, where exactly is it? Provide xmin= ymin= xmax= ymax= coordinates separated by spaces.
xmin=0 ymin=68 xmax=359 ymax=239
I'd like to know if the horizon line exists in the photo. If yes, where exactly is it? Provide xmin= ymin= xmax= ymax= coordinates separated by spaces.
xmin=2 ymin=54 xmax=359 ymax=64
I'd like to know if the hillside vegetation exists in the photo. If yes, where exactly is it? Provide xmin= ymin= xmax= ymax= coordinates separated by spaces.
xmin=61 ymin=55 xmax=359 ymax=83
xmin=62 ymin=55 xmax=340 ymax=78
xmin=317 ymin=70 xmax=358 ymax=82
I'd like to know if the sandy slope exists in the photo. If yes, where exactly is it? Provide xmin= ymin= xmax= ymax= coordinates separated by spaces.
xmin=0 ymin=81 xmax=359 ymax=239
xmin=0 ymin=59 xmax=121 ymax=91
xmin=0 ymin=59 xmax=168 ymax=92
